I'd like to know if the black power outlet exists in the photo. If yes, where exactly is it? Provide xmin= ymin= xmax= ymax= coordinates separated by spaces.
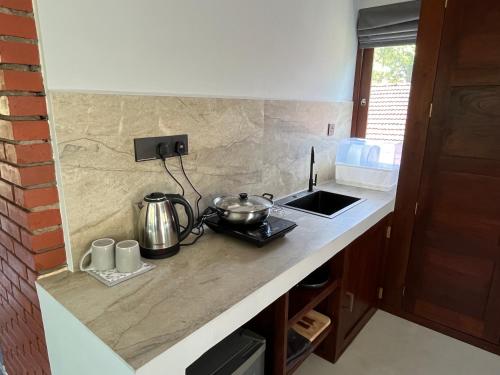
xmin=134 ymin=134 xmax=188 ymax=162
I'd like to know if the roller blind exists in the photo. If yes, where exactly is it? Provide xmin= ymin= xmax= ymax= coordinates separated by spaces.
xmin=358 ymin=1 xmax=421 ymax=48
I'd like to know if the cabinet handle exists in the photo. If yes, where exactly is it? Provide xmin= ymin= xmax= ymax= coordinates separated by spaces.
xmin=346 ymin=292 xmax=355 ymax=312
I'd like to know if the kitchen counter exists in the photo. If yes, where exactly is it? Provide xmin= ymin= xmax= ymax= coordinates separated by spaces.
xmin=37 ymin=182 xmax=395 ymax=375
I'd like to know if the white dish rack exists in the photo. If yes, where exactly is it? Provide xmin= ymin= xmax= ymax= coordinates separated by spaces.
xmin=335 ymin=138 xmax=402 ymax=191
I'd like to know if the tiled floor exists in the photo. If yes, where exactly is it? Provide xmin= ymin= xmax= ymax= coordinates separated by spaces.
xmin=296 ymin=310 xmax=500 ymax=375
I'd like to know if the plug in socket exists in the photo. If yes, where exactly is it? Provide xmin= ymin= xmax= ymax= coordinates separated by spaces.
xmin=134 ymin=134 xmax=189 ymax=161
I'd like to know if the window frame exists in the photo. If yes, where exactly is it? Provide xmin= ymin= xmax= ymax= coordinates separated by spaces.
xmin=351 ymin=47 xmax=374 ymax=138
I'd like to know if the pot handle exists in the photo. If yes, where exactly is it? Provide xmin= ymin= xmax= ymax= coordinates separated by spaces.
xmin=214 ymin=206 xmax=229 ymax=217
xmin=262 ymin=193 xmax=274 ymax=201
xmin=170 ymin=195 xmax=194 ymax=242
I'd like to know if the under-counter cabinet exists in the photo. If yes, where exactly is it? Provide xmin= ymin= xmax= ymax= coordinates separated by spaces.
xmin=334 ymin=216 xmax=389 ymax=359
xmin=245 ymin=215 xmax=391 ymax=374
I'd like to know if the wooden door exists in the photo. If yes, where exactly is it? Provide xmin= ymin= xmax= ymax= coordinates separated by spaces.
xmin=405 ymin=0 xmax=500 ymax=344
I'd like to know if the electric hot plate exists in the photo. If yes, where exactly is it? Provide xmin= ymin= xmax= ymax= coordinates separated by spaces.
xmin=204 ymin=215 xmax=297 ymax=247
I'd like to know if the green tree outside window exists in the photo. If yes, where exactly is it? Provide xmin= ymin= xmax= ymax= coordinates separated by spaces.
xmin=372 ymin=45 xmax=416 ymax=84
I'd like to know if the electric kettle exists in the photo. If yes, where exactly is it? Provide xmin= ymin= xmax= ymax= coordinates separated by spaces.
xmin=137 ymin=192 xmax=194 ymax=259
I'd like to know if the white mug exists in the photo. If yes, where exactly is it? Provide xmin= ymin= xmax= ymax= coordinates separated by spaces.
xmin=80 ymin=238 xmax=115 ymax=271
xmin=115 ymin=240 xmax=141 ymax=273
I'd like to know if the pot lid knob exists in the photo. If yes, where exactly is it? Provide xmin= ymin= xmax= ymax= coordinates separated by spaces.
xmin=239 ymin=193 xmax=248 ymax=200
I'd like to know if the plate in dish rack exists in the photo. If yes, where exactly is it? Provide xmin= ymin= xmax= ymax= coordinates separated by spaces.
xmin=86 ymin=261 xmax=156 ymax=287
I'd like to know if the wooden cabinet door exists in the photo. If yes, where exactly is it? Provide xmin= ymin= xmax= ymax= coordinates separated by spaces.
xmin=337 ymin=219 xmax=387 ymax=353
xmin=405 ymin=0 xmax=500 ymax=344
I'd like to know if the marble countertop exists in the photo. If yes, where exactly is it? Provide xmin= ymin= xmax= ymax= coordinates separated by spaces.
xmin=37 ymin=182 xmax=395 ymax=374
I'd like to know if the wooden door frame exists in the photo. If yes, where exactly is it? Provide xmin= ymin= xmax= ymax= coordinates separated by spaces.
xmin=351 ymin=48 xmax=374 ymax=138
xmin=380 ymin=0 xmax=447 ymax=313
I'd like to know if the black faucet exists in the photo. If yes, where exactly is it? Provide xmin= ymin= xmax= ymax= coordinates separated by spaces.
xmin=308 ymin=146 xmax=318 ymax=192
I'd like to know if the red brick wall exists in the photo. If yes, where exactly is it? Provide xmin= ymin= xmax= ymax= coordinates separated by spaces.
xmin=0 ymin=2 xmax=66 ymax=374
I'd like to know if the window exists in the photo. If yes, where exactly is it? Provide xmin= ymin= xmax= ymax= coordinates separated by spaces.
xmin=366 ymin=45 xmax=415 ymax=143
xmin=351 ymin=45 xmax=416 ymax=144
xmin=353 ymin=0 xmax=420 ymax=144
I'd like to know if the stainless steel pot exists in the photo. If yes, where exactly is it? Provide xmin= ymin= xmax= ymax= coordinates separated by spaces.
xmin=213 ymin=193 xmax=274 ymax=225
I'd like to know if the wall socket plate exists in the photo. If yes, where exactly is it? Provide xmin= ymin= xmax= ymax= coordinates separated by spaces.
xmin=327 ymin=123 xmax=335 ymax=136
xmin=134 ymin=134 xmax=188 ymax=162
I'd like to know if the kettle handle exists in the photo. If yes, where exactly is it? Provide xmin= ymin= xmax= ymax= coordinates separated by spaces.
xmin=170 ymin=195 xmax=194 ymax=242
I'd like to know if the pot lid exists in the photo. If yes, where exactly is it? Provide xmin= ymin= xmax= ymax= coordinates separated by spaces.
xmin=214 ymin=193 xmax=273 ymax=213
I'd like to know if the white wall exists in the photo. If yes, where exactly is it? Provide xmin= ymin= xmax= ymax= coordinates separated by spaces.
xmin=358 ymin=0 xmax=410 ymax=9
xmin=35 ymin=0 xmax=358 ymax=101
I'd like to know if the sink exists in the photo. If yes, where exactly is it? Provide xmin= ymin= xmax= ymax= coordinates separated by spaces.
xmin=276 ymin=190 xmax=364 ymax=218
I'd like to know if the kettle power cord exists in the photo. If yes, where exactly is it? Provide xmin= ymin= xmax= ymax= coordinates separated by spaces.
xmin=177 ymin=150 xmax=204 ymax=246
xmin=158 ymin=141 xmax=210 ymax=246
xmin=179 ymin=208 xmax=217 ymax=246
xmin=162 ymin=159 xmax=185 ymax=196
xmin=158 ymin=144 xmax=185 ymax=197
xmin=174 ymin=141 xmax=207 ymax=246
xmin=176 ymin=150 xmax=202 ymax=220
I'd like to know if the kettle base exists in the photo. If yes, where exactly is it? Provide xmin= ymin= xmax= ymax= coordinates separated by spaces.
xmin=140 ymin=244 xmax=180 ymax=259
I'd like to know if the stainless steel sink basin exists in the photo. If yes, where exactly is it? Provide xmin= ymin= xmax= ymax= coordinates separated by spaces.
xmin=276 ymin=190 xmax=364 ymax=218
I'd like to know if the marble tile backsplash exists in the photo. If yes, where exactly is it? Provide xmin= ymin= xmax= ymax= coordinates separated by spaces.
xmin=50 ymin=92 xmax=352 ymax=270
